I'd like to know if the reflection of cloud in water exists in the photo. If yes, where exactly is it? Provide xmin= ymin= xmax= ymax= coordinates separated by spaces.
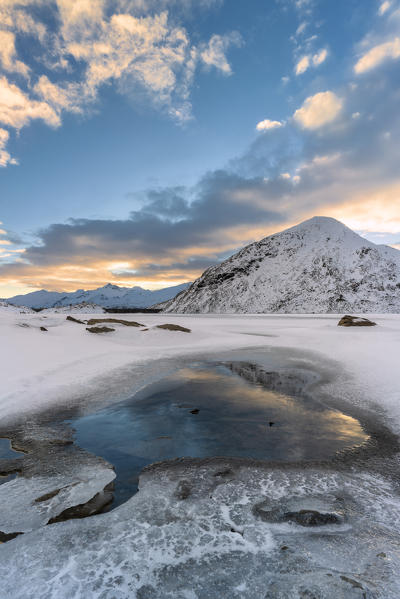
xmin=70 ymin=362 xmax=368 ymax=507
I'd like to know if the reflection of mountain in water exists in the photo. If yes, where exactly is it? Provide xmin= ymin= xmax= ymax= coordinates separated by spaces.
xmin=227 ymin=361 xmax=319 ymax=397
xmin=69 ymin=362 xmax=368 ymax=508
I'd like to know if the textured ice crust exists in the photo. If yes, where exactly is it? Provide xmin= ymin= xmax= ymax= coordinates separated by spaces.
xmin=0 ymin=463 xmax=115 ymax=533
xmin=0 ymin=461 xmax=399 ymax=598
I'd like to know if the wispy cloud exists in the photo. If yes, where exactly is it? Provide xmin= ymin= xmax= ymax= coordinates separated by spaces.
xmin=379 ymin=1 xmax=392 ymax=16
xmin=295 ymin=48 xmax=328 ymax=74
xmin=0 ymin=127 xmax=17 ymax=167
xmin=354 ymin=36 xmax=400 ymax=73
xmin=200 ymin=32 xmax=242 ymax=75
xmin=0 ymin=0 xmax=238 ymax=164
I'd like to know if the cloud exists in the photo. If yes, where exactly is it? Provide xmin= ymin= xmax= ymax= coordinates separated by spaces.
xmin=2 ymin=1 xmax=400 ymax=292
xmin=295 ymin=48 xmax=328 ymax=74
xmin=0 ymin=0 xmax=240 ymax=164
xmin=293 ymin=91 xmax=343 ymax=129
xmin=354 ymin=37 xmax=400 ymax=73
xmin=379 ymin=1 xmax=392 ymax=16
xmin=256 ymin=119 xmax=284 ymax=132
xmin=200 ymin=32 xmax=242 ymax=75
xmin=296 ymin=21 xmax=307 ymax=35
xmin=295 ymin=55 xmax=310 ymax=74
xmin=0 ymin=127 xmax=16 ymax=167
xmin=0 ymin=30 xmax=30 ymax=76
xmin=312 ymin=48 xmax=328 ymax=66
xmin=0 ymin=77 xmax=60 ymax=130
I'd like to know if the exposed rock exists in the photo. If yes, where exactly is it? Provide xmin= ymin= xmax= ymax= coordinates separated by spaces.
xmin=338 ymin=315 xmax=377 ymax=327
xmin=190 ymin=409 xmax=199 ymax=414
xmin=0 ymin=531 xmax=22 ymax=543
xmin=47 ymin=483 xmax=114 ymax=523
xmin=86 ymin=326 xmax=115 ymax=334
xmin=34 ymin=488 xmax=61 ymax=503
xmin=86 ymin=318 xmax=144 ymax=327
xmin=253 ymin=497 xmax=344 ymax=527
xmin=283 ymin=509 xmax=341 ymax=526
xmin=156 ymin=323 xmax=191 ymax=333
xmin=66 ymin=315 xmax=85 ymax=324
xmin=40 ymin=326 xmax=47 ymax=332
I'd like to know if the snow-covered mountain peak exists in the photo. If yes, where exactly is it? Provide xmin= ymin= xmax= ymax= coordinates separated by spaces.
xmin=4 ymin=282 xmax=191 ymax=309
xmin=163 ymin=216 xmax=400 ymax=314
xmin=270 ymin=216 xmax=370 ymax=248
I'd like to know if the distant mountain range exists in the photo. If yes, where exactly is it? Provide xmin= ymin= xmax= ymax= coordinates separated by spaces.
xmin=4 ymin=282 xmax=191 ymax=310
xmin=163 ymin=216 xmax=400 ymax=313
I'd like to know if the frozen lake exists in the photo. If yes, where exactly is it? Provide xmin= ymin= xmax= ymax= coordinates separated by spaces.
xmin=68 ymin=361 xmax=368 ymax=508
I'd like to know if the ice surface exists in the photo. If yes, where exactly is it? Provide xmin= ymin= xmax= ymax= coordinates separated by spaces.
xmin=0 ymin=423 xmax=115 ymax=534
xmin=0 ymin=459 xmax=399 ymax=598
xmin=0 ymin=461 xmax=115 ymax=533
xmin=1 ymin=310 xmax=400 ymax=597
xmin=1 ymin=311 xmax=400 ymax=438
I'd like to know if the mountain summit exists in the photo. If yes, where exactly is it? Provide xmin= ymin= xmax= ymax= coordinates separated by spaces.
xmin=163 ymin=217 xmax=400 ymax=313
xmin=5 ymin=282 xmax=191 ymax=310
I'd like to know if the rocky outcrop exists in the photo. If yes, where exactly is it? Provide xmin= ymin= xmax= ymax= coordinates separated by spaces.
xmin=86 ymin=318 xmax=144 ymax=327
xmin=156 ymin=323 xmax=191 ymax=333
xmin=86 ymin=326 xmax=115 ymax=334
xmin=338 ymin=315 xmax=377 ymax=327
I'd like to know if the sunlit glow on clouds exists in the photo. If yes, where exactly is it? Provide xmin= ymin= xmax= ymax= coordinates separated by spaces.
xmin=0 ymin=0 xmax=399 ymax=297
xmin=295 ymin=48 xmax=328 ymax=75
xmin=256 ymin=119 xmax=283 ymax=131
xmin=0 ymin=0 xmax=239 ymax=165
xmin=322 ymin=183 xmax=400 ymax=234
xmin=293 ymin=91 xmax=343 ymax=129
xmin=354 ymin=37 xmax=400 ymax=74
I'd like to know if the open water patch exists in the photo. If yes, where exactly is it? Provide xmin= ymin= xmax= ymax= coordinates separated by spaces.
xmin=0 ymin=438 xmax=23 ymax=460
xmin=68 ymin=362 xmax=368 ymax=508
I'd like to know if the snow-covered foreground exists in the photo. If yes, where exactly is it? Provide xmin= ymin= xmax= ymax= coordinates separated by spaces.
xmin=1 ymin=311 xmax=400 ymax=431
xmin=1 ymin=312 xmax=400 ymax=598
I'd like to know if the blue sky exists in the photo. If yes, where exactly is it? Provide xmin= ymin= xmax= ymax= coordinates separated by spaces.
xmin=1 ymin=0 xmax=400 ymax=296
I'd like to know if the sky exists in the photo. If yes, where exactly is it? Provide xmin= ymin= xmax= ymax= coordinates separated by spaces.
xmin=0 ymin=0 xmax=400 ymax=297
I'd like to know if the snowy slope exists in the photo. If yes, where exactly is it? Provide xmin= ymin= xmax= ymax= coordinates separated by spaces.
xmin=40 ymin=302 xmax=105 ymax=314
xmin=0 ymin=301 xmax=34 ymax=314
xmin=5 ymin=282 xmax=190 ymax=310
xmin=164 ymin=216 xmax=400 ymax=313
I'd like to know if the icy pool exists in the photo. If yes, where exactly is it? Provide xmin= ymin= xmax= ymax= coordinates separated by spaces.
xmin=69 ymin=362 xmax=368 ymax=507
xmin=0 ymin=437 xmax=23 ymax=460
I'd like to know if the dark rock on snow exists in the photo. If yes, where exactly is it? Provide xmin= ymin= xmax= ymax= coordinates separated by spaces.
xmin=338 ymin=315 xmax=376 ymax=327
xmin=156 ymin=323 xmax=191 ymax=333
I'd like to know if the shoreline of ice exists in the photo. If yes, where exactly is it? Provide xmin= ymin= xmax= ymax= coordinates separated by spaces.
xmin=1 ymin=312 xmax=400 ymax=597
xmin=1 ymin=312 xmax=400 ymax=432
